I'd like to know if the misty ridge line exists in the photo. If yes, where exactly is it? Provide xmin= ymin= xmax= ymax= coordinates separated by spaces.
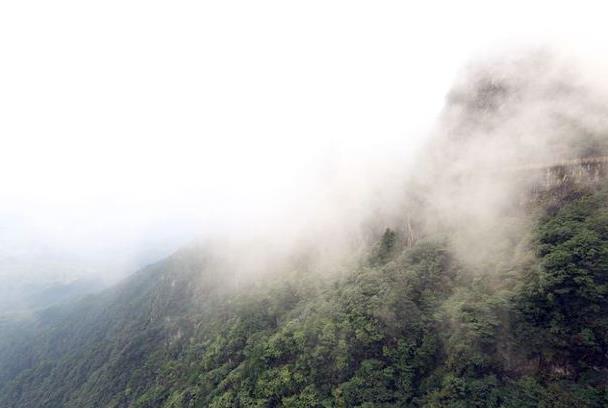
xmin=160 ymin=49 xmax=608 ymax=288
xmin=5 ymin=47 xmax=607 ymax=304
xmin=369 ymin=48 xmax=608 ymax=270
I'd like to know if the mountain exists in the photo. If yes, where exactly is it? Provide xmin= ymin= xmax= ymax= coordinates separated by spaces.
xmin=1 ymin=52 xmax=608 ymax=407
xmin=1 ymin=187 xmax=607 ymax=407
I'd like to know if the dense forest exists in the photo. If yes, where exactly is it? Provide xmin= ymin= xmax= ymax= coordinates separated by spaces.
xmin=2 ymin=53 xmax=608 ymax=407
xmin=0 ymin=181 xmax=607 ymax=407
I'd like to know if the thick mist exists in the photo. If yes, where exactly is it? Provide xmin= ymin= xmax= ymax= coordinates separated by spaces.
xmin=408 ymin=48 xmax=608 ymax=268
xmin=172 ymin=48 xmax=608 ymax=294
xmin=4 ymin=1 xmax=608 ymax=313
xmin=5 ymin=47 xmax=608 ymax=313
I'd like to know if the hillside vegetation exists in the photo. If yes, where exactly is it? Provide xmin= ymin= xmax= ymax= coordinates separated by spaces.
xmin=3 ymin=52 xmax=608 ymax=407
xmin=1 ymin=184 xmax=607 ymax=407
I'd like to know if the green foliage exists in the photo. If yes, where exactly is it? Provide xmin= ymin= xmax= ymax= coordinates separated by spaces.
xmin=1 ymin=191 xmax=608 ymax=407
xmin=370 ymin=228 xmax=399 ymax=266
xmin=518 ymin=191 xmax=608 ymax=372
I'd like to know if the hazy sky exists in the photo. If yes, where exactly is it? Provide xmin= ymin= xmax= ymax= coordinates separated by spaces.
xmin=1 ymin=1 xmax=607 ymax=282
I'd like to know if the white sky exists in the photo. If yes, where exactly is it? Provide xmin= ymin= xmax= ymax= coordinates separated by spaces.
xmin=1 ymin=0 xmax=608 ymax=281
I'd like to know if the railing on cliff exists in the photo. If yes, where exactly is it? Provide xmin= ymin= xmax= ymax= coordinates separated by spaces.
xmin=512 ymin=156 xmax=608 ymax=196
xmin=509 ymin=156 xmax=608 ymax=172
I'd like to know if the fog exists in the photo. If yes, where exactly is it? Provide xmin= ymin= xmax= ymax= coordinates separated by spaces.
xmin=410 ymin=48 xmax=608 ymax=270
xmin=2 ymin=1 xmax=608 ymax=307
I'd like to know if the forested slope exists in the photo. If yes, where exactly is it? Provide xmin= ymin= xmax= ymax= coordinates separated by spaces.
xmin=2 ymin=52 xmax=608 ymax=407
xmin=1 ymin=185 xmax=607 ymax=407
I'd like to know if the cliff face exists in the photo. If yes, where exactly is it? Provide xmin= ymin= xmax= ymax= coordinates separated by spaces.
xmin=421 ymin=50 xmax=608 ymax=183
xmin=521 ymin=156 xmax=608 ymax=205
xmin=408 ymin=51 xmax=608 ymax=224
